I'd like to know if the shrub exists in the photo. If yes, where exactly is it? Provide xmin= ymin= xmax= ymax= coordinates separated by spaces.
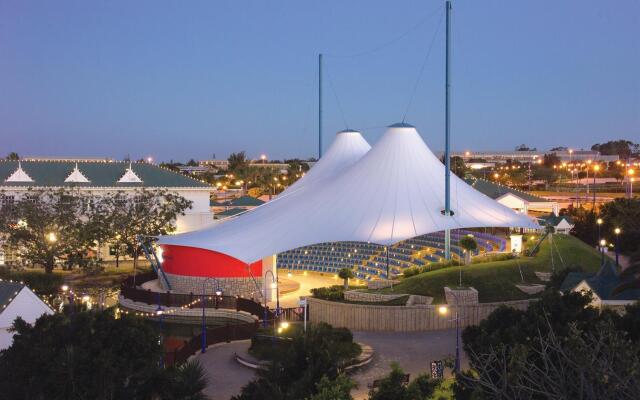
xmin=402 ymin=267 xmax=420 ymax=278
xmin=311 ymin=285 xmax=345 ymax=301
xmin=470 ymin=253 xmax=515 ymax=264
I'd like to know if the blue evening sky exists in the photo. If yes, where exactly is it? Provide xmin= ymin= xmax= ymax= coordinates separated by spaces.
xmin=1 ymin=0 xmax=638 ymax=162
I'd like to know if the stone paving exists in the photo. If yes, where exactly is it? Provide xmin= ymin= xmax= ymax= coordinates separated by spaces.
xmin=195 ymin=329 xmax=467 ymax=400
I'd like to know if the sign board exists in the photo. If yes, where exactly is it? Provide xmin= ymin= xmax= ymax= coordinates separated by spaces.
xmin=298 ymin=299 xmax=307 ymax=307
xmin=431 ymin=360 xmax=444 ymax=379
xmin=510 ymin=234 xmax=523 ymax=254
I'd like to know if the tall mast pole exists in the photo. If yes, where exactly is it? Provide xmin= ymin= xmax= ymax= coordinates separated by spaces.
xmin=444 ymin=0 xmax=452 ymax=260
xmin=318 ymin=53 xmax=323 ymax=159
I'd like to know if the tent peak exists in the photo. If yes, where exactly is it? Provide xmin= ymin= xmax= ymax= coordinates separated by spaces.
xmin=388 ymin=122 xmax=415 ymax=128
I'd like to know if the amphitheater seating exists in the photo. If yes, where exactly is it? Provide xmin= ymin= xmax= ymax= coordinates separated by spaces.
xmin=276 ymin=230 xmax=507 ymax=280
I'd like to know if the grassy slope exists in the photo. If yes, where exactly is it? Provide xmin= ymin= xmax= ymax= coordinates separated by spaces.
xmin=376 ymin=235 xmax=601 ymax=304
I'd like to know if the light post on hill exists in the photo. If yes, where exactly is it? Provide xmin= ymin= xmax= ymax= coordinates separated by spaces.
xmin=596 ymin=218 xmax=603 ymax=246
xmin=614 ymin=228 xmax=621 ymax=267
xmin=592 ymin=164 xmax=600 ymax=208
xmin=201 ymin=277 xmax=221 ymax=354
xmin=600 ymin=239 xmax=606 ymax=265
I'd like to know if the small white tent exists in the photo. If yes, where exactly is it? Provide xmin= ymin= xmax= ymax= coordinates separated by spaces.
xmin=279 ymin=129 xmax=370 ymax=195
xmin=0 ymin=281 xmax=53 ymax=350
xmin=159 ymin=123 xmax=537 ymax=263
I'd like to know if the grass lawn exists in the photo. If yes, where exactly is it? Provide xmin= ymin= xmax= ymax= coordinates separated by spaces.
xmin=373 ymin=235 xmax=601 ymax=304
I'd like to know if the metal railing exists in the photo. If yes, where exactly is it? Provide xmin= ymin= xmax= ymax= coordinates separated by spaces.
xmin=165 ymin=322 xmax=258 ymax=366
xmin=120 ymin=272 xmax=273 ymax=319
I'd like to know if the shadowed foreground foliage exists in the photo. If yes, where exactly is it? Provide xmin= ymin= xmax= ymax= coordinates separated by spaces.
xmin=0 ymin=309 xmax=207 ymax=400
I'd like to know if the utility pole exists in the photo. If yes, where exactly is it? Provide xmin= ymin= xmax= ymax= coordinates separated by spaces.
xmin=318 ymin=53 xmax=323 ymax=159
xmin=444 ymin=0 xmax=452 ymax=260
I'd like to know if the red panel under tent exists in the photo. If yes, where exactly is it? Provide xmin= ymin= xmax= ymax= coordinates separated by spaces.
xmin=159 ymin=245 xmax=262 ymax=278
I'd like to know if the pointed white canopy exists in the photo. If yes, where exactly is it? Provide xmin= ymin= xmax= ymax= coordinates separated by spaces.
xmin=4 ymin=162 xmax=34 ymax=183
xmin=64 ymin=163 xmax=91 ymax=183
xmin=280 ymin=129 xmax=371 ymax=195
xmin=159 ymin=123 xmax=538 ymax=263
xmin=118 ymin=163 xmax=143 ymax=183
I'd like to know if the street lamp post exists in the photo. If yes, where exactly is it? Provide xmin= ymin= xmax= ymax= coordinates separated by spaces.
xmin=156 ymin=293 xmax=165 ymax=367
xmin=596 ymin=218 xmax=603 ymax=246
xmin=201 ymin=277 xmax=220 ymax=354
xmin=592 ymin=164 xmax=600 ymax=208
xmin=263 ymin=270 xmax=278 ymax=329
xmin=438 ymin=293 xmax=461 ymax=373
xmin=600 ymin=239 xmax=606 ymax=265
xmin=614 ymin=228 xmax=621 ymax=267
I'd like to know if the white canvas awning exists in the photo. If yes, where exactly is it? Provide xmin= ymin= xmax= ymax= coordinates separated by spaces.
xmin=159 ymin=123 xmax=538 ymax=263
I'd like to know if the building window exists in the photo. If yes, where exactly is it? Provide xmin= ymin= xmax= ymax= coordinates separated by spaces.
xmin=0 ymin=194 xmax=15 ymax=208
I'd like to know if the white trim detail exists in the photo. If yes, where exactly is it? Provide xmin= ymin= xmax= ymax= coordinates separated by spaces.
xmin=64 ymin=163 xmax=91 ymax=183
xmin=4 ymin=162 xmax=34 ymax=183
xmin=118 ymin=163 xmax=143 ymax=183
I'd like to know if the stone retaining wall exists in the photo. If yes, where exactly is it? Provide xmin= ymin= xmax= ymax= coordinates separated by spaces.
xmin=444 ymin=287 xmax=479 ymax=305
xmin=367 ymin=280 xmax=400 ymax=290
xmin=343 ymin=290 xmax=406 ymax=303
xmin=308 ymin=297 xmax=532 ymax=332
xmin=164 ymin=272 xmax=262 ymax=298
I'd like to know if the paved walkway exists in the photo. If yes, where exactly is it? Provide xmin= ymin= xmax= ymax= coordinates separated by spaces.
xmin=195 ymin=329 xmax=466 ymax=400
xmin=195 ymin=340 xmax=255 ymax=400
xmin=350 ymin=330 xmax=466 ymax=399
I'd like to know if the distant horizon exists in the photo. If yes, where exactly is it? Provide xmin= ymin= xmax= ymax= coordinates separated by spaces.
xmin=1 ymin=0 xmax=638 ymax=161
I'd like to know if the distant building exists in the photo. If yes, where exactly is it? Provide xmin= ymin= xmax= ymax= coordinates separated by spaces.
xmin=176 ymin=165 xmax=215 ymax=175
xmin=211 ymin=195 xmax=265 ymax=220
xmin=538 ymin=214 xmax=574 ymax=234
xmin=465 ymin=177 xmax=559 ymax=216
xmin=449 ymin=149 xmax=619 ymax=164
xmin=0 ymin=159 xmax=214 ymax=263
xmin=199 ymin=159 xmax=229 ymax=170
xmin=561 ymin=261 xmax=640 ymax=310
xmin=0 ymin=280 xmax=53 ymax=350
xmin=551 ymin=150 xmax=619 ymax=163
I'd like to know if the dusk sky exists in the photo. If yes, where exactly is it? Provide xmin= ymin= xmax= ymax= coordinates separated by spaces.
xmin=1 ymin=0 xmax=638 ymax=162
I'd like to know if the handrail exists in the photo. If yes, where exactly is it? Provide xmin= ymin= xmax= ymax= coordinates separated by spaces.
xmin=120 ymin=272 xmax=273 ymax=319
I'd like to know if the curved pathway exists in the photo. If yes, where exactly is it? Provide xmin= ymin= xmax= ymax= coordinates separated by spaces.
xmin=195 ymin=329 xmax=467 ymax=400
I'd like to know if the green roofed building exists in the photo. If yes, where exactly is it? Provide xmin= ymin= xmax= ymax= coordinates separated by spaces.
xmin=465 ymin=176 xmax=559 ymax=216
xmin=0 ymin=159 xmax=214 ymax=236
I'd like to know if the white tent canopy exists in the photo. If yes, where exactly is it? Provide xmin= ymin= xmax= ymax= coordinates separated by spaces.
xmin=159 ymin=123 xmax=538 ymax=264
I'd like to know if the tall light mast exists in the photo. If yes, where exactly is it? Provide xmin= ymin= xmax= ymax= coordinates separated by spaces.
xmin=318 ymin=53 xmax=323 ymax=159
xmin=444 ymin=0 xmax=452 ymax=260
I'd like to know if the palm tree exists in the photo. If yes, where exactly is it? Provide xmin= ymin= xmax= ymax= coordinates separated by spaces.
xmin=459 ymin=235 xmax=478 ymax=265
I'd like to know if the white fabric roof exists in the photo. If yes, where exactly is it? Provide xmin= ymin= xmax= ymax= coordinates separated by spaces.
xmin=159 ymin=123 xmax=538 ymax=263
xmin=279 ymin=129 xmax=371 ymax=195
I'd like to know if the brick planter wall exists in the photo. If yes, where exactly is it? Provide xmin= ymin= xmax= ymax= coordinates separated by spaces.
xmin=164 ymin=272 xmax=263 ymax=298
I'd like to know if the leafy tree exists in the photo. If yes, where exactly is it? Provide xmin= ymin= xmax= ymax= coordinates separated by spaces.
xmin=598 ymin=198 xmax=640 ymax=253
xmin=549 ymin=146 xmax=568 ymax=152
xmin=104 ymin=189 xmax=192 ymax=269
xmin=515 ymin=144 xmax=537 ymax=151
xmin=368 ymin=363 xmax=439 ymax=400
xmin=307 ymin=374 xmax=354 ymax=400
xmin=186 ymin=158 xmax=198 ymax=166
xmin=0 ymin=309 xmax=207 ymax=400
xmin=592 ymin=140 xmax=639 ymax=158
xmin=234 ymin=323 xmax=361 ymax=400
xmin=227 ymin=151 xmax=249 ymax=174
xmin=0 ymin=189 xmax=104 ymax=273
xmin=459 ymin=236 xmax=478 ymax=265
xmin=338 ymin=268 xmax=355 ymax=289
xmin=6 ymin=152 xmax=19 ymax=160
xmin=460 ymin=320 xmax=640 ymax=399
